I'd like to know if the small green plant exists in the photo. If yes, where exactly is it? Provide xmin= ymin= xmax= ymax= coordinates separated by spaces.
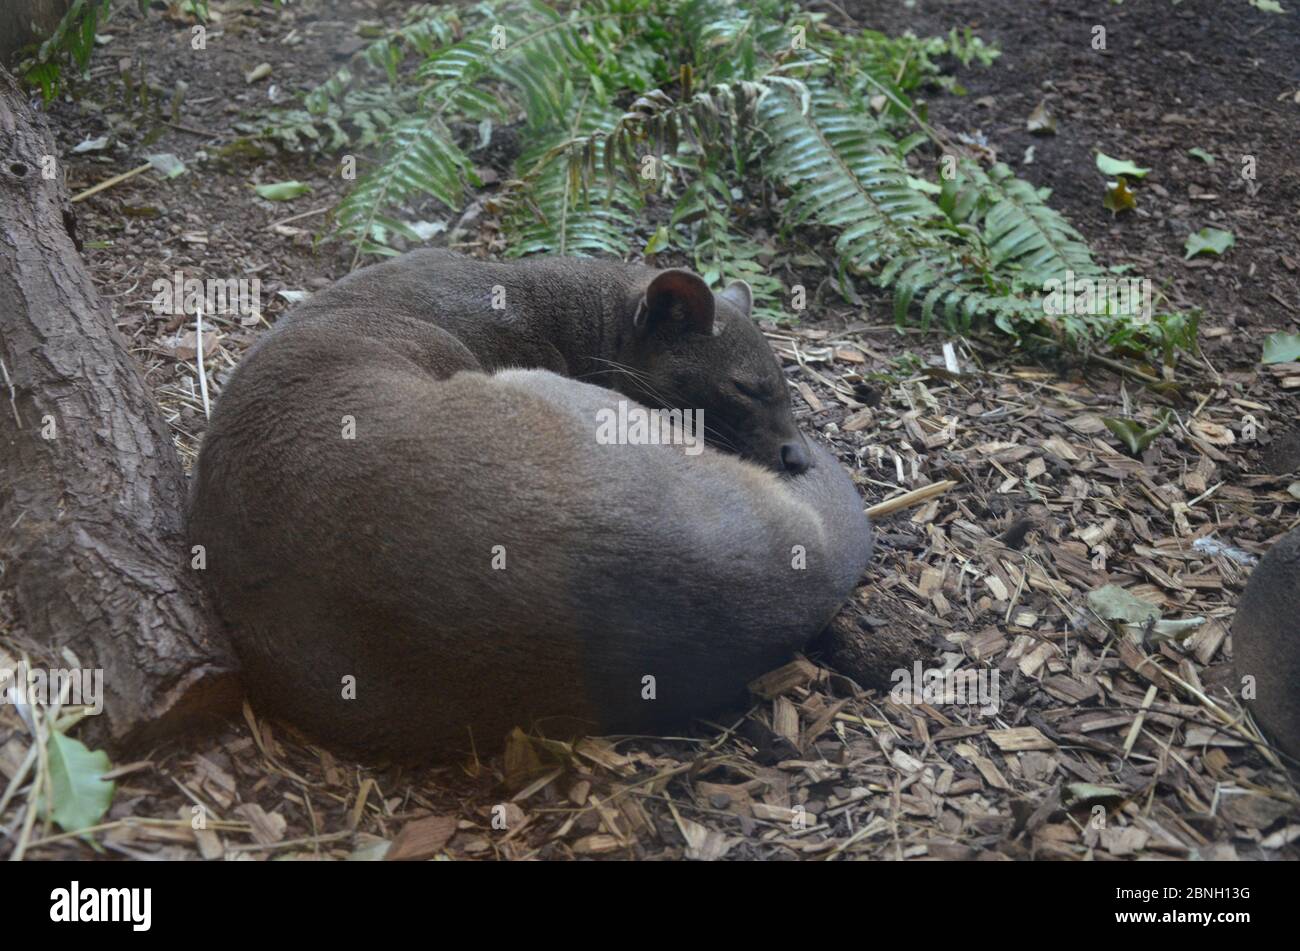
xmin=18 ymin=0 xmax=111 ymax=101
xmin=1102 ymin=410 xmax=1174 ymax=456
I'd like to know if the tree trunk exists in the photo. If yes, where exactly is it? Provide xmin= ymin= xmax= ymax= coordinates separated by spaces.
xmin=0 ymin=0 xmax=71 ymax=69
xmin=0 ymin=66 xmax=238 ymax=749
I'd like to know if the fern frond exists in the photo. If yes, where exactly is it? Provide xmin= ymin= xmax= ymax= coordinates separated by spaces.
xmin=760 ymin=80 xmax=949 ymax=268
xmin=506 ymin=99 xmax=640 ymax=257
xmin=759 ymin=79 xmax=1055 ymax=333
xmin=682 ymin=0 xmax=793 ymax=80
xmin=962 ymin=161 xmax=1102 ymax=284
xmin=334 ymin=116 xmax=479 ymax=255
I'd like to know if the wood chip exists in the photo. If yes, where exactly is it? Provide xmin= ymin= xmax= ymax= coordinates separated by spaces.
xmin=385 ymin=815 xmax=457 ymax=861
xmin=988 ymin=727 xmax=1056 ymax=752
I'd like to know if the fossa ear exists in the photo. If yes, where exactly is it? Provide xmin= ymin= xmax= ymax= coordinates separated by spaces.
xmin=633 ymin=269 xmax=716 ymax=337
xmin=719 ymin=279 xmax=753 ymax=317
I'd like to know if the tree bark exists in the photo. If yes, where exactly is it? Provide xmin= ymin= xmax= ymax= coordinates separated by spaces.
xmin=0 ymin=0 xmax=72 ymax=69
xmin=0 ymin=66 xmax=238 ymax=749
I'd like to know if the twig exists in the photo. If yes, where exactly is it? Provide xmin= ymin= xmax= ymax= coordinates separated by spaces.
xmin=194 ymin=305 xmax=211 ymax=420
xmin=163 ymin=120 xmax=219 ymax=138
xmin=11 ymin=668 xmax=49 ymax=862
xmin=1027 ymin=332 xmax=1168 ymax=387
xmin=856 ymin=72 xmax=957 ymax=155
xmin=0 ymin=356 xmax=20 ymax=429
xmin=807 ymin=0 xmax=858 ymax=26
xmin=70 ymin=162 xmax=152 ymax=203
xmin=23 ymin=816 xmax=251 ymax=850
xmin=1122 ymin=684 xmax=1159 ymax=758
xmin=266 ymin=206 xmax=330 ymax=230
xmin=1085 ymin=350 xmax=1167 ymax=387
xmin=0 ymin=744 xmax=37 ymax=824
xmin=224 ymin=831 xmax=355 ymax=854
xmin=866 ymin=480 xmax=958 ymax=519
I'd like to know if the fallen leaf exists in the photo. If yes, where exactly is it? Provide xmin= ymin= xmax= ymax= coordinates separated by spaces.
xmin=1184 ymin=227 xmax=1235 ymax=259
xmin=1096 ymin=152 xmax=1150 ymax=178
xmin=44 ymin=731 xmax=115 ymax=834
xmin=146 ymin=152 xmax=186 ymax=179
xmin=1087 ymin=584 xmax=1162 ymax=626
xmin=1103 ymin=177 xmax=1137 ymax=214
xmin=254 ymin=180 xmax=311 ymax=201
xmin=1026 ymin=100 xmax=1057 ymax=135
xmin=1062 ymin=783 xmax=1127 ymax=808
xmin=1102 ymin=411 xmax=1171 ymax=454
xmin=1261 ymin=332 xmax=1300 ymax=365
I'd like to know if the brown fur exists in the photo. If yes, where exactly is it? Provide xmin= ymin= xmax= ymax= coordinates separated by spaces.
xmin=187 ymin=250 xmax=873 ymax=759
xmin=1233 ymin=527 xmax=1300 ymax=761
